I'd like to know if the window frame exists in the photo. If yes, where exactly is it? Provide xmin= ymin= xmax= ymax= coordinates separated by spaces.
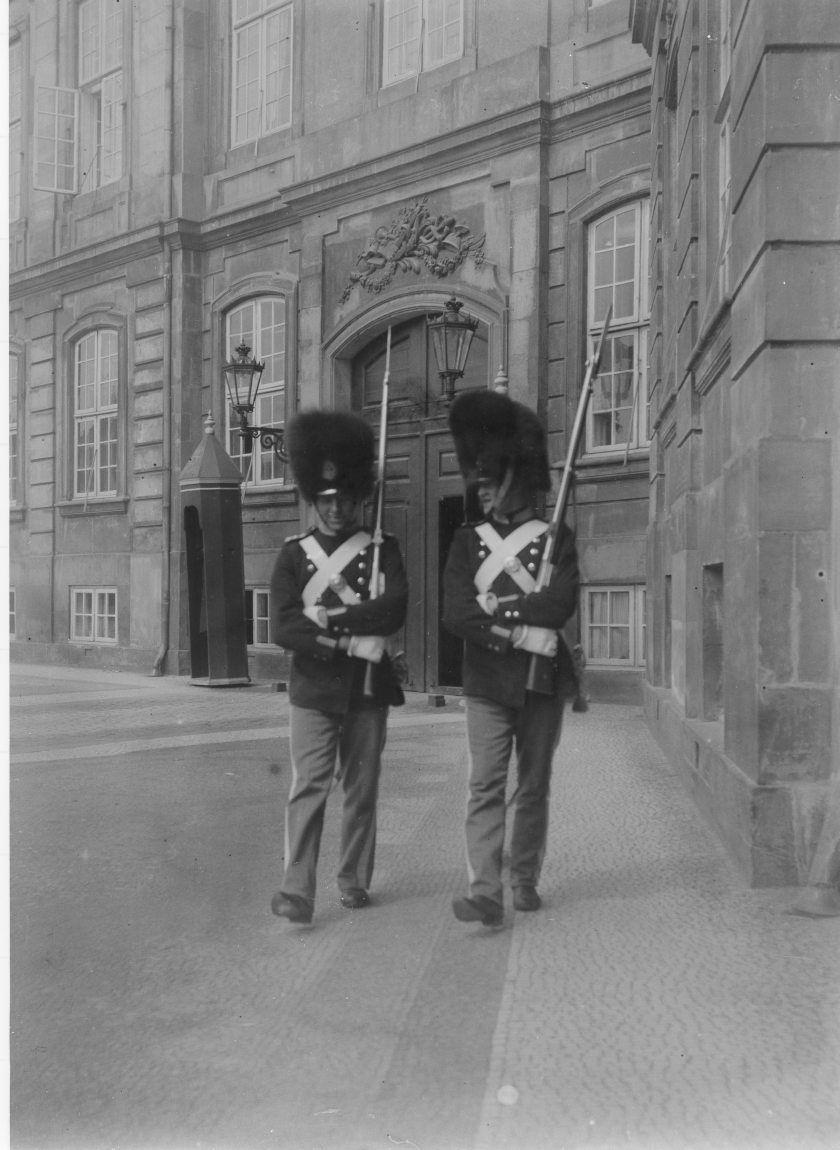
xmin=77 ymin=0 xmax=125 ymax=192
xmin=70 ymin=587 xmax=118 ymax=645
xmin=72 ymin=327 xmax=122 ymax=502
xmin=245 ymin=586 xmax=272 ymax=647
xmin=714 ymin=0 xmax=732 ymax=299
xmin=585 ymin=200 xmax=650 ymax=456
xmin=10 ymin=37 xmax=23 ymax=218
xmin=581 ymin=584 xmax=647 ymax=668
xmin=224 ymin=295 xmax=290 ymax=488
xmin=230 ymin=0 xmax=294 ymax=147
xmin=382 ymin=0 xmax=465 ymax=88
xmin=9 ymin=353 xmax=21 ymax=507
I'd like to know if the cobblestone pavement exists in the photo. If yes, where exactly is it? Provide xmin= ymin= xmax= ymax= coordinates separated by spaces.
xmin=9 ymin=663 xmax=840 ymax=1150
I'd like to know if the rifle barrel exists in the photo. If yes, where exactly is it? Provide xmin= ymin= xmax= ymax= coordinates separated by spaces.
xmin=363 ymin=326 xmax=392 ymax=697
xmin=525 ymin=306 xmax=612 ymax=693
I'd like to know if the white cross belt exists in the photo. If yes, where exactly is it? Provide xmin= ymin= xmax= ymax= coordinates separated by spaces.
xmin=473 ymin=520 xmax=548 ymax=595
xmin=299 ymin=531 xmax=371 ymax=607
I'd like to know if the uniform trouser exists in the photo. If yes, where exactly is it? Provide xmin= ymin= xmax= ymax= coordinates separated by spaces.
xmin=281 ymin=703 xmax=388 ymax=906
xmin=463 ymin=693 xmax=565 ymax=906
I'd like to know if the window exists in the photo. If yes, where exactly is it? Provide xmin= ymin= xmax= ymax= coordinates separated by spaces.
xmin=71 ymin=588 xmax=117 ymax=644
xmin=226 ymin=298 xmax=288 ymax=486
xmin=231 ymin=0 xmax=293 ymax=146
xmin=9 ymin=590 xmax=16 ymax=640
xmin=582 ymin=585 xmax=646 ymax=668
xmin=9 ymin=354 xmax=20 ymax=505
xmin=587 ymin=201 xmax=650 ymax=453
xmin=383 ymin=0 xmax=464 ymax=87
xmin=10 ymin=38 xmax=23 ymax=218
xmin=33 ymin=0 xmax=123 ymax=194
xmin=245 ymin=587 xmax=272 ymax=646
xmin=73 ymin=330 xmax=119 ymax=499
xmin=78 ymin=0 xmax=124 ymax=190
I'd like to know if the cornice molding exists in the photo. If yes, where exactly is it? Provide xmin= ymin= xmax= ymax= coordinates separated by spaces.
xmin=248 ymin=102 xmax=552 ymax=222
xmin=9 ymin=220 xmax=202 ymax=299
xmin=549 ymin=71 xmax=651 ymax=142
xmin=11 ymin=76 xmax=653 ymax=289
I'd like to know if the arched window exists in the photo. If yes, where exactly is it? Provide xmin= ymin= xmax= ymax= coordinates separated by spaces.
xmin=225 ymin=296 xmax=288 ymax=485
xmin=586 ymin=200 xmax=649 ymax=454
xmin=73 ymin=329 xmax=120 ymax=499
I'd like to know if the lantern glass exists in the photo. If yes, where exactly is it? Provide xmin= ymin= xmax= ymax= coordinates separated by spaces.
xmin=427 ymin=296 xmax=478 ymax=397
xmin=224 ymin=344 xmax=265 ymax=413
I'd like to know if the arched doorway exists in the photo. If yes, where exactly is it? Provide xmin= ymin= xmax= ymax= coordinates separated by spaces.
xmin=350 ymin=313 xmax=489 ymax=693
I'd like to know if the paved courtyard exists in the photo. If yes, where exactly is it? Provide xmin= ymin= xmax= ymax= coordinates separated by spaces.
xmin=9 ymin=663 xmax=840 ymax=1150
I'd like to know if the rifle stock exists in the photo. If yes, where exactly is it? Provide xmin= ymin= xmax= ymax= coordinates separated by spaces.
xmin=363 ymin=327 xmax=392 ymax=698
xmin=525 ymin=307 xmax=612 ymax=695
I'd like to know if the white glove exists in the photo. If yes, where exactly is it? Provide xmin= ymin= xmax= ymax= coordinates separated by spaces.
xmin=303 ymin=605 xmax=328 ymax=629
xmin=476 ymin=592 xmax=498 ymax=616
xmin=347 ymin=635 xmax=386 ymax=663
xmin=512 ymin=625 xmax=557 ymax=658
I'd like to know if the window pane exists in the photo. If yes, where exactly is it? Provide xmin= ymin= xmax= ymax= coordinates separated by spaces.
xmin=614 ymin=334 xmax=634 ymax=373
xmin=35 ymin=87 xmax=77 ymax=193
xmin=228 ymin=305 xmax=255 ymax=356
xmin=79 ymin=0 xmax=101 ymax=82
xmin=75 ymin=331 xmax=120 ymax=497
xmin=590 ymin=625 xmax=609 ymax=660
xmin=100 ymin=71 xmax=124 ymax=184
xmin=98 ymin=415 xmax=119 ymax=493
xmin=615 ymin=208 xmax=635 ymax=245
xmin=96 ymin=590 xmax=117 ymax=640
xmin=10 ymin=40 xmax=22 ymax=121
xmin=614 ymin=281 xmax=635 ymax=319
xmin=385 ymin=0 xmax=421 ymax=83
xmin=9 ymin=430 xmax=19 ymax=504
xmin=610 ymin=591 xmax=630 ymax=625
xmin=263 ymin=9 xmax=292 ymax=132
xmin=609 ymin=627 xmax=630 ymax=660
xmin=590 ymin=591 xmax=608 ymax=624
xmin=99 ymin=330 xmax=119 ymax=407
xmin=73 ymin=591 xmax=94 ymax=639
xmin=75 ymin=418 xmax=95 ymax=494
xmin=103 ymin=0 xmax=123 ymax=71
xmin=233 ymin=25 xmax=261 ymax=143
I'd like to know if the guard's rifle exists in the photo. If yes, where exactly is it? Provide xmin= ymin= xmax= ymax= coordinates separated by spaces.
xmin=524 ymin=306 xmax=612 ymax=695
xmin=363 ymin=327 xmax=392 ymax=698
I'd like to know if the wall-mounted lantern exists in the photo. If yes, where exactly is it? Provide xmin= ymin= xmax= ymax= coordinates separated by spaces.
xmin=223 ymin=343 xmax=288 ymax=461
xmin=427 ymin=295 xmax=479 ymax=402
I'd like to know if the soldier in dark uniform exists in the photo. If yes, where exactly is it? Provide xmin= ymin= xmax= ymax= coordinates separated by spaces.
xmin=443 ymin=390 xmax=580 ymax=927
xmin=270 ymin=410 xmax=408 ymax=925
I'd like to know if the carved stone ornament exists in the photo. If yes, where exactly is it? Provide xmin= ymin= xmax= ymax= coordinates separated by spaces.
xmin=341 ymin=197 xmax=485 ymax=302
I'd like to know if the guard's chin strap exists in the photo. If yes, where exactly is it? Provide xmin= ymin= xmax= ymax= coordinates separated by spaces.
xmin=492 ymin=463 xmax=516 ymax=517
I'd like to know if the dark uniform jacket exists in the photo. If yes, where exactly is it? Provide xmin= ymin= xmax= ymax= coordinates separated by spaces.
xmin=442 ymin=515 xmax=580 ymax=709
xmin=271 ymin=527 xmax=408 ymax=712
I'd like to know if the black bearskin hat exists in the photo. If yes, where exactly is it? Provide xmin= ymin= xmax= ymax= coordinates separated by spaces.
xmin=448 ymin=390 xmax=551 ymax=493
xmin=286 ymin=409 xmax=376 ymax=503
